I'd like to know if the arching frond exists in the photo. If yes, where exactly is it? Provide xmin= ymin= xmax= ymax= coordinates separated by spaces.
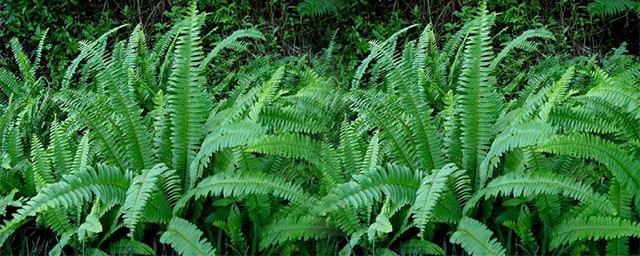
xmin=318 ymin=164 xmax=421 ymax=215
xmin=490 ymin=28 xmax=554 ymax=70
xmin=550 ymin=216 xmax=640 ymax=249
xmin=123 ymin=164 xmax=167 ymax=237
xmin=450 ymin=217 xmax=506 ymax=256
xmin=176 ymin=171 xmax=317 ymax=214
xmin=412 ymin=164 xmax=458 ymax=237
xmin=260 ymin=216 xmax=338 ymax=249
xmin=464 ymin=171 xmax=615 ymax=216
xmin=478 ymin=121 xmax=556 ymax=188
xmin=160 ymin=217 xmax=216 ymax=256
xmin=0 ymin=164 xmax=132 ymax=245
xmin=537 ymin=133 xmax=640 ymax=197
xmin=245 ymin=133 xmax=324 ymax=166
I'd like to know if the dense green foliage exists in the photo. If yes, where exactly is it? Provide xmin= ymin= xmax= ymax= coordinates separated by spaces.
xmin=0 ymin=1 xmax=639 ymax=255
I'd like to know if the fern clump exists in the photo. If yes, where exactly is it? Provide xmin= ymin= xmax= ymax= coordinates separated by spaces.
xmin=0 ymin=2 xmax=639 ymax=255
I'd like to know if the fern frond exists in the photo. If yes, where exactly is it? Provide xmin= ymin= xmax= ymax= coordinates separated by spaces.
xmin=549 ymin=106 xmax=618 ymax=134
xmin=71 ymin=133 xmax=92 ymax=171
xmin=247 ymin=66 xmax=285 ymax=121
xmin=350 ymin=90 xmax=416 ymax=170
xmin=200 ymin=28 xmax=265 ymax=69
xmin=50 ymin=121 xmax=73 ymax=176
xmin=296 ymin=0 xmax=346 ymax=17
xmin=607 ymin=180 xmax=632 ymax=255
xmin=391 ymin=60 xmax=446 ymax=171
xmin=123 ymin=163 xmax=166 ymax=237
xmin=412 ymin=164 xmax=458 ymax=237
xmin=537 ymin=133 xmax=640 ymax=197
xmin=167 ymin=7 xmax=209 ymax=174
xmin=339 ymin=121 xmax=364 ymax=176
xmin=30 ymin=136 xmax=54 ymax=189
xmin=550 ymin=216 xmax=640 ymax=249
xmin=318 ymin=164 xmax=421 ymax=215
xmin=57 ymin=90 xmax=129 ymax=170
xmin=450 ymin=217 xmax=506 ymax=256
xmin=0 ymin=69 xmax=24 ymax=99
xmin=588 ymin=0 xmax=639 ymax=17
xmin=245 ymin=133 xmax=323 ymax=166
xmin=538 ymin=66 xmax=575 ymax=121
xmin=260 ymin=106 xmax=327 ymax=134
xmin=0 ymin=164 xmax=132 ymax=245
xmin=176 ymin=171 xmax=317 ymax=214
xmin=99 ymin=59 xmax=155 ymax=170
xmin=490 ymin=28 xmax=554 ymax=70
xmin=457 ymin=4 xmax=500 ymax=184
xmin=260 ymin=216 xmax=338 ymax=249
xmin=585 ymin=80 xmax=640 ymax=120
xmin=464 ymin=171 xmax=615 ymax=216
xmin=189 ymin=120 xmax=266 ymax=188
xmin=160 ymin=217 xmax=216 ymax=256
xmin=399 ymin=239 xmax=445 ymax=255
xmin=478 ymin=121 xmax=556 ymax=188
xmin=108 ymin=239 xmax=155 ymax=255
xmin=9 ymin=38 xmax=35 ymax=85
xmin=61 ymin=25 xmax=128 ymax=88
xmin=351 ymin=25 xmax=418 ymax=88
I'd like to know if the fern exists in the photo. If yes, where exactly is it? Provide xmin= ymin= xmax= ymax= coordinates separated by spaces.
xmin=122 ymin=164 xmax=166 ymax=237
xmin=318 ymin=164 xmax=421 ymax=215
xmin=550 ymin=216 xmax=640 ymax=249
xmin=464 ymin=171 xmax=615 ymax=216
xmin=167 ymin=6 xmax=209 ymax=175
xmin=0 ymin=164 xmax=132 ymax=245
xmin=537 ymin=133 xmax=640 ymax=197
xmin=108 ymin=239 xmax=155 ymax=255
xmin=260 ymin=216 xmax=338 ymax=249
xmin=176 ymin=171 xmax=317 ymax=214
xmin=160 ymin=217 xmax=216 ymax=256
xmin=450 ymin=217 xmax=506 ymax=256
xmin=456 ymin=4 xmax=500 ymax=186
xmin=490 ymin=28 xmax=554 ymax=70
xmin=587 ymin=0 xmax=640 ymax=17
xmin=297 ymin=0 xmax=346 ymax=17
xmin=245 ymin=133 xmax=324 ymax=166
xmin=411 ymin=164 xmax=458 ymax=237
xmin=478 ymin=121 xmax=556 ymax=188
xmin=189 ymin=120 xmax=266 ymax=188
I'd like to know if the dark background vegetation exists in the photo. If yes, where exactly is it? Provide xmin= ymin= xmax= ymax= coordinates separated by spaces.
xmin=1 ymin=0 xmax=638 ymax=82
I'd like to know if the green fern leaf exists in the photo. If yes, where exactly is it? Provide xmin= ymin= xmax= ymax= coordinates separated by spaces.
xmin=457 ymin=4 xmax=500 ymax=184
xmin=412 ymin=164 xmax=458 ymax=237
xmin=122 ymin=163 xmax=166 ymax=237
xmin=450 ymin=217 xmax=506 ymax=256
xmin=537 ymin=133 xmax=640 ymax=197
xmin=260 ymin=216 xmax=338 ymax=249
xmin=550 ymin=216 xmax=640 ymax=249
xmin=0 ymin=164 xmax=132 ymax=245
xmin=478 ymin=121 xmax=556 ymax=188
xmin=318 ymin=164 xmax=421 ymax=215
xmin=176 ymin=171 xmax=317 ymax=215
xmin=109 ymin=239 xmax=155 ymax=255
xmin=245 ymin=133 xmax=323 ymax=166
xmin=189 ymin=120 xmax=265 ymax=188
xmin=167 ymin=7 xmax=209 ymax=174
xmin=464 ymin=171 xmax=615 ymax=216
xmin=160 ymin=217 xmax=216 ymax=256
